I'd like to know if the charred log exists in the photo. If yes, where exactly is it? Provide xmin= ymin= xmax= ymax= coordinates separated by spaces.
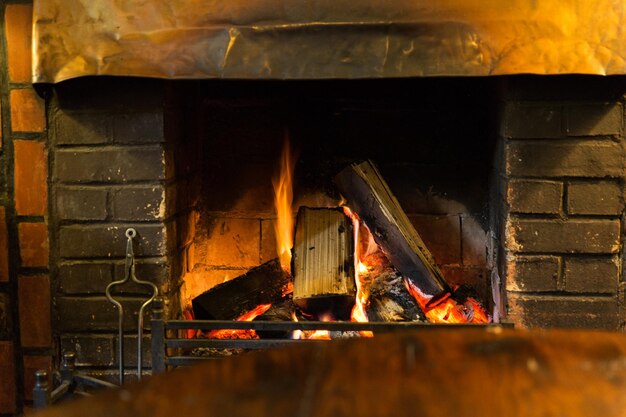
xmin=335 ymin=160 xmax=451 ymax=300
xmin=191 ymin=258 xmax=291 ymax=320
xmin=292 ymin=207 xmax=356 ymax=318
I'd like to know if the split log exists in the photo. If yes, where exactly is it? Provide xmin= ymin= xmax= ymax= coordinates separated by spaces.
xmin=191 ymin=258 xmax=291 ymax=320
xmin=335 ymin=160 xmax=451 ymax=301
xmin=292 ymin=207 xmax=356 ymax=318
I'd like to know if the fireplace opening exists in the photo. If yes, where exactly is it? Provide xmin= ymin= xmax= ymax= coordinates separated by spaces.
xmin=174 ymin=78 xmax=499 ymax=332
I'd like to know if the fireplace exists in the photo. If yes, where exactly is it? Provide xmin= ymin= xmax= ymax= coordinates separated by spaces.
xmin=43 ymin=74 xmax=626 ymax=376
xmin=2 ymin=1 xmax=626 ymax=413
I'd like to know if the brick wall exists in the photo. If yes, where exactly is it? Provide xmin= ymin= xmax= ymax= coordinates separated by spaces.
xmin=498 ymin=77 xmax=626 ymax=329
xmin=47 ymin=78 xmax=190 ymax=382
xmin=0 ymin=1 xmax=52 ymax=415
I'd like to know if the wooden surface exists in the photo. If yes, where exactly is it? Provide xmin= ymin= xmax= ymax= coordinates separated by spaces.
xmin=34 ymin=328 xmax=626 ymax=417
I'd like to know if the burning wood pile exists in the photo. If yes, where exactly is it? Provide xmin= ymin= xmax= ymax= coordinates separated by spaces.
xmin=189 ymin=143 xmax=489 ymax=341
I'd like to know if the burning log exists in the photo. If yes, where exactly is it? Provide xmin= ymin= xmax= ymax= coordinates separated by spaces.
xmin=191 ymin=258 xmax=291 ymax=320
xmin=292 ymin=207 xmax=356 ymax=318
xmin=335 ymin=161 xmax=452 ymax=302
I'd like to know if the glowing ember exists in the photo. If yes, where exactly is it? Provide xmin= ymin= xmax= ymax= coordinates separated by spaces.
xmin=206 ymin=303 xmax=272 ymax=339
xmin=272 ymin=135 xmax=297 ymax=271
xmin=404 ymin=278 xmax=489 ymax=324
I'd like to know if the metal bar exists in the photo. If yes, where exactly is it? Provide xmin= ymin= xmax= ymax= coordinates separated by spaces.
xmin=166 ymin=338 xmax=315 ymax=349
xmin=165 ymin=320 xmax=512 ymax=331
xmin=73 ymin=375 xmax=118 ymax=390
xmin=150 ymin=297 xmax=167 ymax=374
xmin=166 ymin=357 xmax=221 ymax=367
xmin=49 ymin=381 xmax=71 ymax=403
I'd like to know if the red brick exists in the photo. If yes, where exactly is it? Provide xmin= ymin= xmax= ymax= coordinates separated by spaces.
xmin=18 ymin=275 xmax=51 ymax=347
xmin=23 ymin=355 xmax=52 ymax=401
xmin=260 ymin=220 xmax=278 ymax=263
xmin=10 ymin=89 xmax=45 ymax=132
xmin=0 ymin=208 xmax=8 ymax=282
xmin=200 ymin=218 xmax=260 ymax=267
xmin=4 ymin=4 xmax=32 ymax=82
xmin=18 ymin=222 xmax=49 ymax=267
xmin=461 ymin=217 xmax=487 ymax=266
xmin=0 ymin=342 xmax=16 ymax=414
xmin=410 ymin=215 xmax=461 ymax=265
xmin=14 ymin=140 xmax=48 ymax=216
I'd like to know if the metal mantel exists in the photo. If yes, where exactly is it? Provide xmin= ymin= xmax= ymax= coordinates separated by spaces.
xmin=33 ymin=0 xmax=626 ymax=83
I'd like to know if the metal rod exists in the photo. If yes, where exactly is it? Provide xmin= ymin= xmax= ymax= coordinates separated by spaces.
xmin=166 ymin=338 xmax=314 ymax=349
xmin=104 ymin=229 xmax=135 ymax=385
xmin=126 ymin=228 xmax=159 ymax=381
xmin=164 ymin=320 xmax=512 ymax=331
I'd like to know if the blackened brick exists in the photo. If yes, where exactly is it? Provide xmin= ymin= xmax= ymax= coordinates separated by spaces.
xmin=507 ymin=294 xmax=619 ymax=330
xmin=564 ymin=257 xmax=618 ymax=294
xmin=57 ymin=297 xmax=145 ymax=332
xmin=567 ymin=181 xmax=623 ymax=215
xmin=410 ymin=215 xmax=461 ymax=265
xmin=55 ymin=111 xmax=110 ymax=145
xmin=122 ymin=335 xmax=151 ymax=368
xmin=506 ymin=219 xmax=620 ymax=254
xmin=111 ymin=186 xmax=165 ymax=221
xmin=502 ymin=102 xmax=563 ymax=138
xmin=565 ymin=102 xmax=623 ymax=136
xmin=60 ymin=335 xmax=114 ymax=367
xmin=58 ymin=263 xmax=113 ymax=294
xmin=507 ymin=180 xmax=562 ymax=214
xmin=112 ymin=258 xmax=171 ymax=295
xmin=0 ymin=293 xmax=11 ymax=339
xmin=56 ymin=187 xmax=108 ymax=220
xmin=54 ymin=146 xmax=166 ymax=183
xmin=506 ymin=256 xmax=560 ymax=292
xmin=112 ymin=113 xmax=164 ymax=144
xmin=59 ymin=224 xmax=167 ymax=258
xmin=506 ymin=140 xmax=624 ymax=178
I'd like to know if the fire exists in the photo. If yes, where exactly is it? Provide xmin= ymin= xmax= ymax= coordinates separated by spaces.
xmin=404 ymin=278 xmax=489 ymax=324
xmin=343 ymin=206 xmax=374 ymax=337
xmin=206 ymin=303 xmax=272 ymax=339
xmin=291 ymin=312 xmax=332 ymax=340
xmin=272 ymin=135 xmax=296 ymax=271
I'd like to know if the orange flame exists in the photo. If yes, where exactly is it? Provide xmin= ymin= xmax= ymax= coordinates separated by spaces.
xmin=343 ymin=206 xmax=373 ymax=337
xmin=272 ymin=135 xmax=296 ymax=271
xmin=404 ymin=278 xmax=489 ymax=324
xmin=206 ymin=303 xmax=272 ymax=339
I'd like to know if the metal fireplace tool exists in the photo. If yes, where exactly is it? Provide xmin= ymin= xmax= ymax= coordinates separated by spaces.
xmin=34 ymin=228 xmax=159 ymax=407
